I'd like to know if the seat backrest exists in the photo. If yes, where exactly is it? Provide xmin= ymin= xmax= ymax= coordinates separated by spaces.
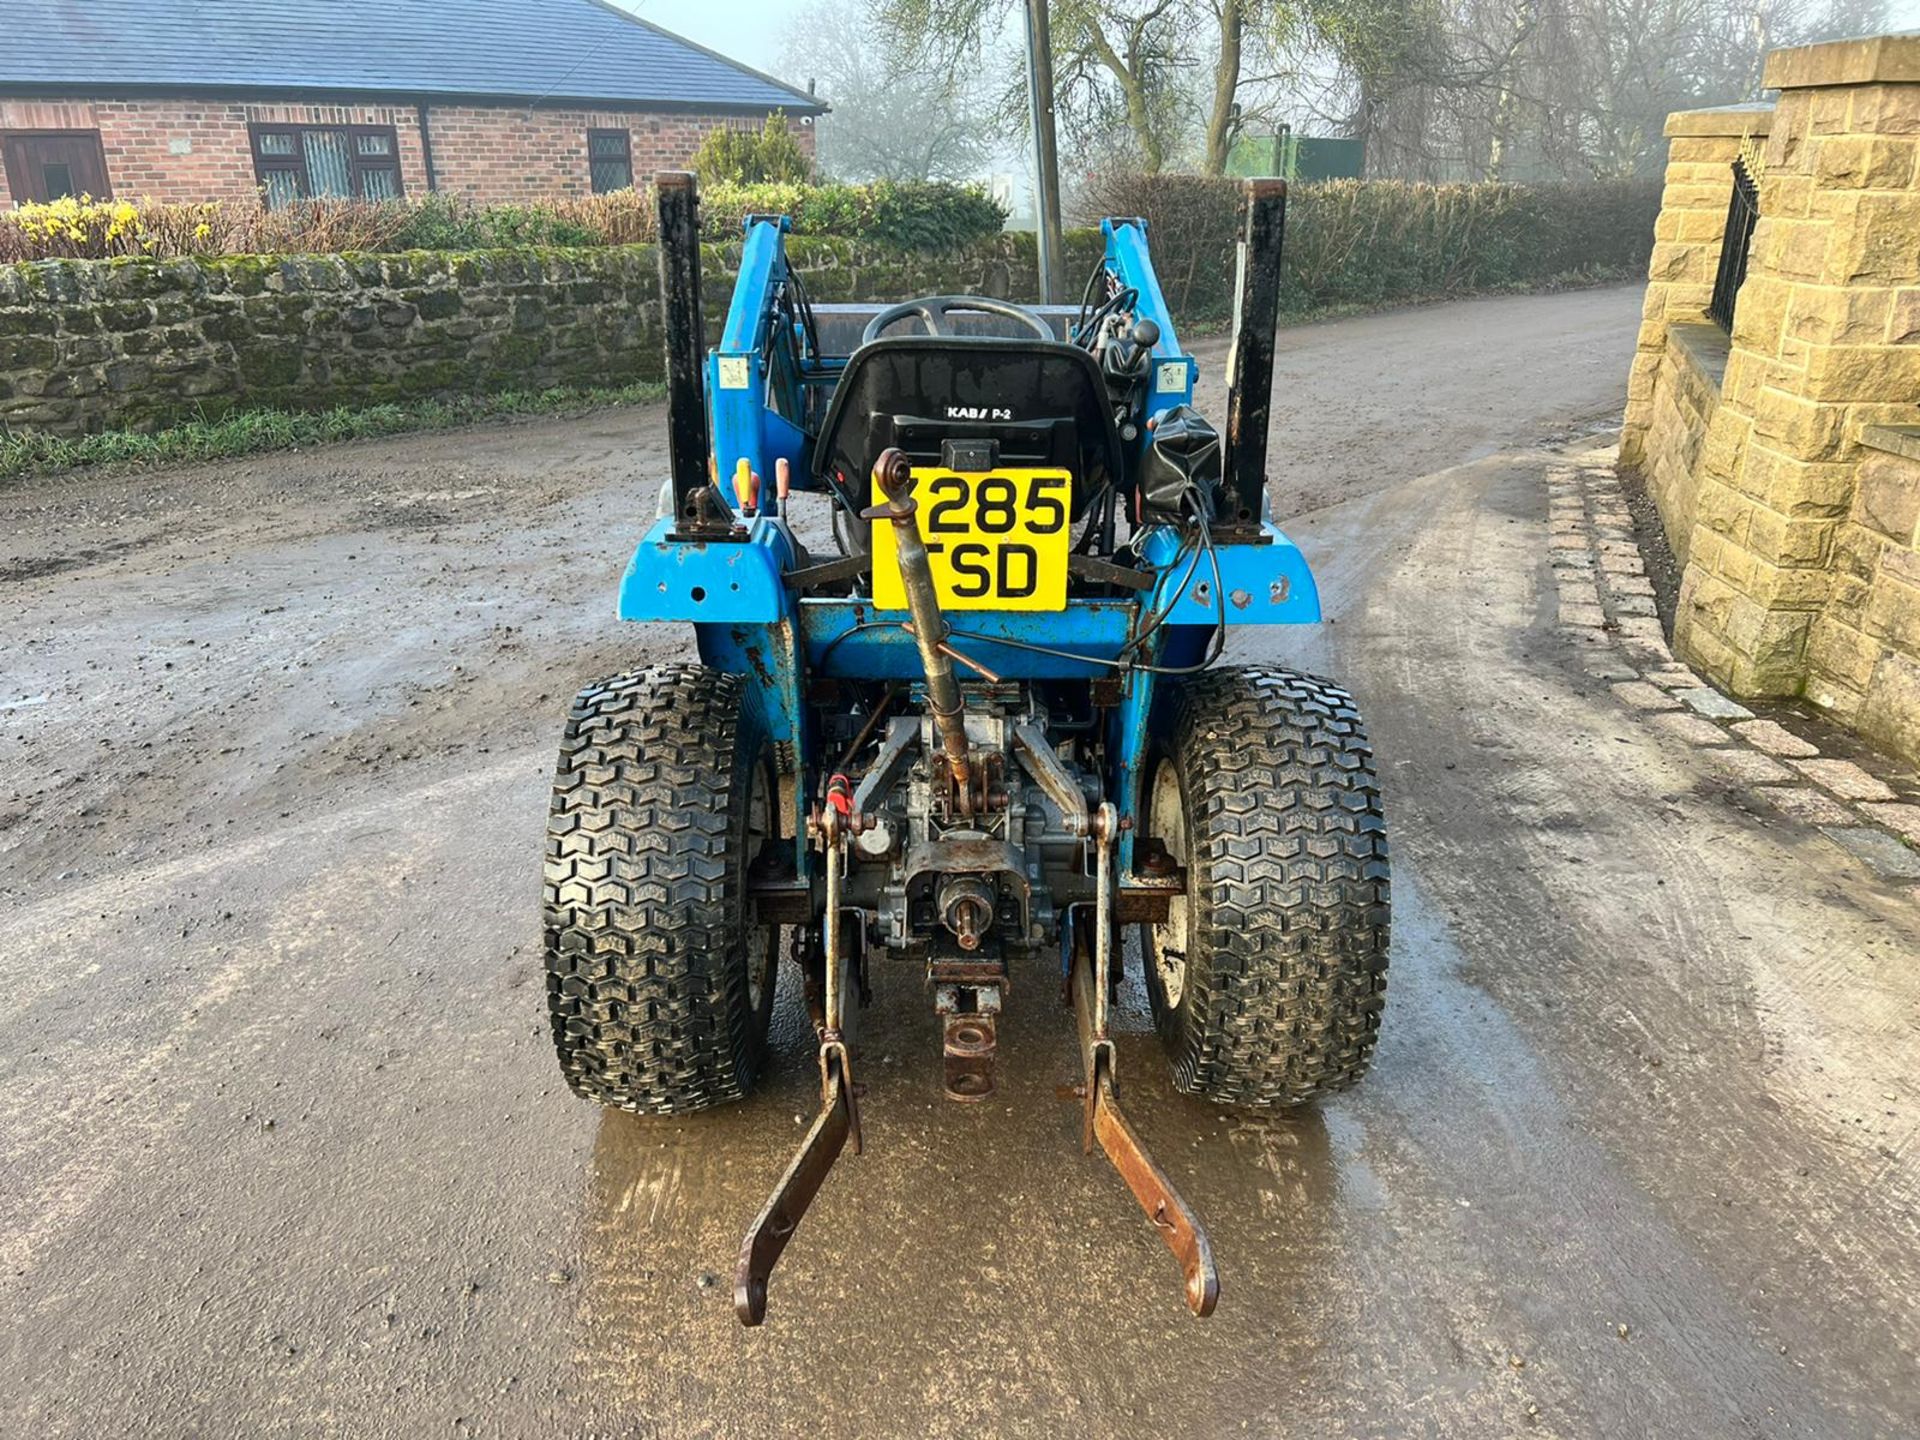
xmin=812 ymin=335 xmax=1125 ymax=518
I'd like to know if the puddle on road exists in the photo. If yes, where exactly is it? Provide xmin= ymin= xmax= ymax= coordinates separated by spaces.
xmin=550 ymin=861 xmax=1862 ymax=1433
xmin=565 ymin=943 xmax=1364 ymax=1433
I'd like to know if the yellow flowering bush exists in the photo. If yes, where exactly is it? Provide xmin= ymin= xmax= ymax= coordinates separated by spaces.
xmin=0 ymin=195 xmax=236 ymax=262
xmin=0 ymin=181 xmax=1009 ymax=265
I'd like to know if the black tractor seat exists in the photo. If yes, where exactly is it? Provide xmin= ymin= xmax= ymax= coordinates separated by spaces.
xmin=811 ymin=332 xmax=1127 ymax=523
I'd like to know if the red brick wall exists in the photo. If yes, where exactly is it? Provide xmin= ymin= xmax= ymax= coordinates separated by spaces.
xmin=427 ymin=105 xmax=813 ymax=201
xmin=1 ymin=95 xmax=815 ymax=208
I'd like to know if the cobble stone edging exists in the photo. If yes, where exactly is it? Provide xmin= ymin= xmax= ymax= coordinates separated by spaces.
xmin=1550 ymin=447 xmax=1920 ymax=884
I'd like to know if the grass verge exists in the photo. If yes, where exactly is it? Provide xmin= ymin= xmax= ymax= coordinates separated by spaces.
xmin=0 ymin=380 xmax=665 ymax=483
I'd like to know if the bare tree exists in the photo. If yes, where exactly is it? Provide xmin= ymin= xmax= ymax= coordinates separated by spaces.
xmin=779 ymin=2 xmax=996 ymax=182
xmin=879 ymin=0 xmax=1363 ymax=174
xmin=1331 ymin=0 xmax=1892 ymax=182
xmin=876 ymin=0 xmax=1892 ymax=186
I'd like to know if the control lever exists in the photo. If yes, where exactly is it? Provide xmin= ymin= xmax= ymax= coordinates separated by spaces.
xmin=1115 ymin=318 xmax=1160 ymax=374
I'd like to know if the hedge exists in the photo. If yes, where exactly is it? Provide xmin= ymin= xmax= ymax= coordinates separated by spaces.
xmin=1077 ymin=173 xmax=1661 ymax=319
xmin=0 ymin=181 xmax=1010 ymax=264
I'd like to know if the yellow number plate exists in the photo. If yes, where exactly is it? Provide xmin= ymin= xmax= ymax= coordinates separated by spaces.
xmin=872 ymin=466 xmax=1071 ymax=612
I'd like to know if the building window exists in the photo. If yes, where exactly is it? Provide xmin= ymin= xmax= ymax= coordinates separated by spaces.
xmin=588 ymin=129 xmax=633 ymax=194
xmin=2 ymin=130 xmax=111 ymax=202
xmin=250 ymin=124 xmax=402 ymax=207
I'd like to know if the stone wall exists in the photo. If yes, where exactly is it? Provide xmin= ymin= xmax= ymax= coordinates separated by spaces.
xmin=1619 ymin=32 xmax=1920 ymax=771
xmin=0 ymin=231 xmax=1078 ymax=436
xmin=1812 ymin=424 xmax=1920 ymax=761
xmin=0 ymin=247 xmax=662 ymax=432
xmin=1635 ymin=322 xmax=1727 ymax=564
xmin=1620 ymin=103 xmax=1772 ymax=474
xmin=1678 ymin=35 xmax=1920 ymax=708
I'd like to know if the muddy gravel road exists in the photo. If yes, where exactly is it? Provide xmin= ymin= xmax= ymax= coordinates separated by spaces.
xmin=5 ymin=285 xmax=1918 ymax=1439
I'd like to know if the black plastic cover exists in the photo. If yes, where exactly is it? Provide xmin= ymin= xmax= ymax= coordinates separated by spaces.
xmin=1139 ymin=404 xmax=1222 ymax=523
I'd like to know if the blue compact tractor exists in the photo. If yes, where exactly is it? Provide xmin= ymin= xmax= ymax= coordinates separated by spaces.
xmin=544 ymin=173 xmax=1390 ymax=1325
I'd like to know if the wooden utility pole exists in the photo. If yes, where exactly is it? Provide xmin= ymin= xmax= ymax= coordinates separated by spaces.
xmin=1023 ymin=0 xmax=1066 ymax=303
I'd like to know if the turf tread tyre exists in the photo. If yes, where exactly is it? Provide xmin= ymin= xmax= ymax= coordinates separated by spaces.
xmin=544 ymin=664 xmax=775 ymax=1114
xmin=1146 ymin=665 xmax=1389 ymax=1106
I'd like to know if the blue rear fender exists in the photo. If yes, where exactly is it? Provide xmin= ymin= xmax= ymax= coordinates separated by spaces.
xmin=618 ymin=518 xmax=808 ymax=866
xmin=614 ymin=514 xmax=1322 ymax=883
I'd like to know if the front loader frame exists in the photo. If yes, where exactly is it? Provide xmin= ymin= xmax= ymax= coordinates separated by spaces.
xmin=626 ymin=175 xmax=1311 ymax=891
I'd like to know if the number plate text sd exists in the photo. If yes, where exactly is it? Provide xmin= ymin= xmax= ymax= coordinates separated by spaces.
xmin=872 ymin=467 xmax=1071 ymax=612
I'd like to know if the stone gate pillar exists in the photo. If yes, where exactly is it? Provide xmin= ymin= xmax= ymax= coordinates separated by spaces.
xmin=1675 ymin=34 xmax=1920 ymax=696
xmin=1621 ymin=104 xmax=1773 ymax=475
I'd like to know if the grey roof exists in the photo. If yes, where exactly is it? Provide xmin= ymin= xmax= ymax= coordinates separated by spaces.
xmin=0 ymin=0 xmax=823 ymax=112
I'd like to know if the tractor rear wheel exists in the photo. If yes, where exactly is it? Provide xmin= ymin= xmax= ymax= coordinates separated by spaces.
xmin=1141 ymin=666 xmax=1389 ymax=1106
xmin=544 ymin=664 xmax=780 ymax=1114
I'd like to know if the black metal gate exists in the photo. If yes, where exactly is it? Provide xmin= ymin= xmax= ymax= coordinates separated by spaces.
xmin=1708 ymin=158 xmax=1760 ymax=333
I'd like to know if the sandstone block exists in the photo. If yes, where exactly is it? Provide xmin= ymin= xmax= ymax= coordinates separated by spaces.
xmin=1857 ymin=649 xmax=1920 ymax=769
xmin=1695 ymin=480 xmax=1754 ymax=541
xmin=1720 ymin=347 xmax=1771 ymax=410
xmin=1810 ymin=88 xmax=1854 ymax=136
xmin=1669 ymin=135 xmax=1750 ymax=163
xmin=1813 ymin=135 xmax=1919 ymax=189
xmin=1829 ymin=574 xmax=1873 ymax=624
xmin=1862 ymin=573 xmax=1920 ymax=650
xmin=1678 ymin=615 xmax=1741 ymax=687
xmin=1730 ymin=277 xmax=1791 ymax=353
xmin=1742 ymin=554 xmax=1833 ymax=608
xmin=1699 ymin=411 xmax=1752 ymax=485
xmin=1676 ymin=208 xmax=1731 ymax=244
xmin=1787 ymin=285 xmax=1893 ymax=345
xmin=1745 ymin=448 xmax=1857 ymax=517
xmin=1749 ymin=389 xmax=1847 ymax=459
xmin=1763 ymin=172 xmax=1814 ymax=220
xmin=1649 ymin=242 xmax=1711 ymax=284
xmin=1847 ymin=83 xmax=1920 ymax=137
xmin=1755 ymin=510 xmax=1839 ymax=567
xmin=1763 ymin=217 xmax=1830 ymax=281
xmin=1854 ymin=449 xmax=1920 ymax=540
xmin=1828 ymin=193 xmax=1920 ymax=285
xmin=1890 ymin=287 xmax=1920 ymax=343
xmin=1806 ymin=673 xmax=1868 ymax=723
xmin=1802 ymin=343 xmax=1920 ymax=402
xmin=1832 ymin=522 xmax=1887 ymax=582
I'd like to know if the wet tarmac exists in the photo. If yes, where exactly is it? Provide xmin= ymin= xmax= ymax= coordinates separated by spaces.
xmin=3 ymin=287 xmax=1916 ymax=1437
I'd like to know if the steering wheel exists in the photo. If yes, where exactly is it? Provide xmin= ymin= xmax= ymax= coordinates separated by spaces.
xmin=861 ymin=294 xmax=1055 ymax=346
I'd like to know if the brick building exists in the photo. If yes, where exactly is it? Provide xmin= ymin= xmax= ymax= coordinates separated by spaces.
xmin=0 ymin=0 xmax=821 ymax=209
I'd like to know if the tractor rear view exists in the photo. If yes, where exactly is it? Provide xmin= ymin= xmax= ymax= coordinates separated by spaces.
xmin=543 ymin=173 xmax=1390 ymax=1325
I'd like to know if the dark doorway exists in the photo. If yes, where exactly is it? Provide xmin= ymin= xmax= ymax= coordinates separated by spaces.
xmin=3 ymin=130 xmax=112 ymax=202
